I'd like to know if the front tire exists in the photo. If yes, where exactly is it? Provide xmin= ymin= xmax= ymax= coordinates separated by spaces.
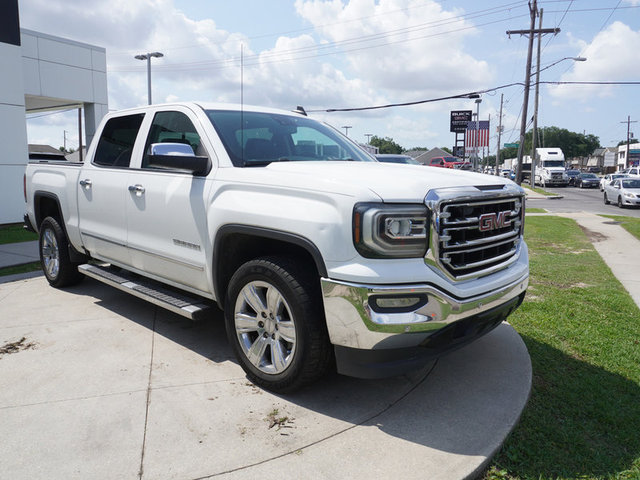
xmin=39 ymin=216 xmax=84 ymax=288
xmin=224 ymin=256 xmax=332 ymax=393
xmin=604 ymin=193 xmax=610 ymax=205
xmin=618 ymin=196 xmax=624 ymax=208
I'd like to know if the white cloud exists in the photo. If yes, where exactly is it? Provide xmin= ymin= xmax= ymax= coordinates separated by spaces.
xmin=294 ymin=0 xmax=493 ymax=98
xmin=549 ymin=21 xmax=640 ymax=100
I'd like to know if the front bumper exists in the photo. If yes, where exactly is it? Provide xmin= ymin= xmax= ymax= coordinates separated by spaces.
xmin=621 ymin=196 xmax=640 ymax=206
xmin=321 ymin=273 xmax=528 ymax=377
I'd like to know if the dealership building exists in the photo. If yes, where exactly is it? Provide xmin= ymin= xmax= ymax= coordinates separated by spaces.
xmin=0 ymin=0 xmax=108 ymax=224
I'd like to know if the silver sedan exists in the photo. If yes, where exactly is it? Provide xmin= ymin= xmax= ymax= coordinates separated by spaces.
xmin=604 ymin=178 xmax=640 ymax=208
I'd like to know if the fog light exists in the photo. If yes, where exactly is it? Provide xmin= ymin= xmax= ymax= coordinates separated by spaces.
xmin=369 ymin=294 xmax=428 ymax=313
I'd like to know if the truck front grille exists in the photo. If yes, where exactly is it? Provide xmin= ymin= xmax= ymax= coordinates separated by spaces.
xmin=425 ymin=186 xmax=525 ymax=280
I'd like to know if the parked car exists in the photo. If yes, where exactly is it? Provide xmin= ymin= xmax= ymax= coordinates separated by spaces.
xmin=455 ymin=162 xmax=473 ymax=171
xmin=375 ymin=154 xmax=421 ymax=165
xmin=428 ymin=156 xmax=462 ymax=168
xmin=587 ymin=166 xmax=602 ymax=174
xmin=600 ymin=173 xmax=629 ymax=191
xmin=575 ymin=173 xmax=600 ymax=188
xmin=622 ymin=166 xmax=640 ymax=177
xmin=603 ymin=177 xmax=640 ymax=208
xmin=566 ymin=169 xmax=581 ymax=186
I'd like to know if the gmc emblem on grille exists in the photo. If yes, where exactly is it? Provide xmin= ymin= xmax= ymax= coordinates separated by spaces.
xmin=478 ymin=211 xmax=512 ymax=232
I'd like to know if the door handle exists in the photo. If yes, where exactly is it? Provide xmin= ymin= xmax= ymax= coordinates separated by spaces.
xmin=79 ymin=179 xmax=92 ymax=189
xmin=128 ymin=184 xmax=145 ymax=196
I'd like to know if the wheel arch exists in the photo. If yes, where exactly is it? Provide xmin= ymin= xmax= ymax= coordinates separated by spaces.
xmin=213 ymin=225 xmax=327 ymax=309
xmin=33 ymin=191 xmax=64 ymax=230
xmin=33 ymin=191 xmax=86 ymax=263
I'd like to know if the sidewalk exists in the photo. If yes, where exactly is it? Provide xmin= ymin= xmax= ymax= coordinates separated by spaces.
xmin=0 ymin=241 xmax=39 ymax=268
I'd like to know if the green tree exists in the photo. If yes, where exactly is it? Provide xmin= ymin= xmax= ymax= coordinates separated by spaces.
xmin=523 ymin=126 xmax=600 ymax=158
xmin=370 ymin=136 xmax=404 ymax=154
xmin=617 ymin=139 xmax=639 ymax=146
xmin=441 ymin=147 xmax=453 ymax=154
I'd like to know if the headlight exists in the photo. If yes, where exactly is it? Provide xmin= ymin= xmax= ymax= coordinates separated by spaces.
xmin=624 ymin=192 xmax=636 ymax=198
xmin=353 ymin=203 xmax=429 ymax=258
xmin=562 ymin=173 xmax=568 ymax=180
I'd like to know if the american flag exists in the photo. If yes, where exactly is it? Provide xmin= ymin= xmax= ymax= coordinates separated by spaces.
xmin=465 ymin=120 xmax=490 ymax=147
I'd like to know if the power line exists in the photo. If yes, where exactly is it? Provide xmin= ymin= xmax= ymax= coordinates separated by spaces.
xmin=306 ymin=80 xmax=640 ymax=114
xmin=110 ymin=2 xmax=533 ymax=72
xmin=107 ymin=4 xmax=637 ymax=74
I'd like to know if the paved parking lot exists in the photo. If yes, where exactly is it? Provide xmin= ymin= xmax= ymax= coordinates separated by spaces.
xmin=0 ymin=275 xmax=531 ymax=480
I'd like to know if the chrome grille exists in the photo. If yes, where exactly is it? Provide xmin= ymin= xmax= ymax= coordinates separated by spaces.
xmin=425 ymin=186 xmax=525 ymax=280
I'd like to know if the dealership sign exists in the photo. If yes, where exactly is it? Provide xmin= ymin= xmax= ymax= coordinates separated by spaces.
xmin=450 ymin=110 xmax=472 ymax=133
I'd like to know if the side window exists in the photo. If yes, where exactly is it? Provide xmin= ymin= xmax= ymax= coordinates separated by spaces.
xmin=142 ymin=111 xmax=204 ymax=169
xmin=93 ymin=114 xmax=145 ymax=168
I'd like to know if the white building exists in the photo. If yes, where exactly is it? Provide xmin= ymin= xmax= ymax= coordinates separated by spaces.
xmin=0 ymin=0 xmax=108 ymax=224
xmin=617 ymin=142 xmax=640 ymax=171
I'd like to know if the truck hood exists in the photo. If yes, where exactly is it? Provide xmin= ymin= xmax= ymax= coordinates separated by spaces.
xmin=221 ymin=161 xmax=513 ymax=202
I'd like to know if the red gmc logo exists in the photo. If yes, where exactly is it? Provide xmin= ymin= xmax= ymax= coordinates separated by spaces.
xmin=479 ymin=211 xmax=512 ymax=232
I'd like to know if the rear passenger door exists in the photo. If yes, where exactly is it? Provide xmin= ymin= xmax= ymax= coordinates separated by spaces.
xmin=78 ymin=112 xmax=145 ymax=267
xmin=125 ymin=107 xmax=213 ymax=294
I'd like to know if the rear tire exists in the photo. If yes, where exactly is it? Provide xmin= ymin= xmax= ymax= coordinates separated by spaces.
xmin=39 ymin=216 xmax=84 ymax=288
xmin=224 ymin=256 xmax=332 ymax=393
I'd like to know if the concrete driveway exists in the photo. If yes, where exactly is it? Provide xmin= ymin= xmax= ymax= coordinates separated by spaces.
xmin=0 ymin=275 xmax=531 ymax=480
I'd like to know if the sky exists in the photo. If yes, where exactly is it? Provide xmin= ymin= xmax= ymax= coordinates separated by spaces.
xmin=18 ymin=0 xmax=640 ymax=155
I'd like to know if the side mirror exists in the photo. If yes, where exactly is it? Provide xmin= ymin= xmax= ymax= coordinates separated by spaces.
xmin=147 ymin=143 xmax=210 ymax=176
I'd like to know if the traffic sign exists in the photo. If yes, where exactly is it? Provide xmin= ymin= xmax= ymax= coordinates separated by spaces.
xmin=504 ymin=143 xmax=519 ymax=148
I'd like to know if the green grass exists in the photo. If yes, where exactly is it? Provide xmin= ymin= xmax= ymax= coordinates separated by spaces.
xmin=528 ymin=186 xmax=557 ymax=196
xmin=525 ymin=208 xmax=547 ymax=214
xmin=600 ymin=215 xmax=640 ymax=242
xmin=0 ymin=223 xmax=38 ymax=245
xmin=0 ymin=262 xmax=42 ymax=278
xmin=486 ymin=216 xmax=640 ymax=480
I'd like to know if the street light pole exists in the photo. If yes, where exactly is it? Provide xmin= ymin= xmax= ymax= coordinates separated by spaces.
xmin=134 ymin=51 xmax=164 ymax=105
xmin=342 ymin=126 xmax=352 ymax=137
xmin=475 ymin=98 xmax=482 ymax=171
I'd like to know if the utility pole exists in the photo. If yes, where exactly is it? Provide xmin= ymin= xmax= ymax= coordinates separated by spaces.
xmin=620 ymin=116 xmax=637 ymax=169
xmin=530 ymin=8 xmax=543 ymax=187
xmin=506 ymin=0 xmax=559 ymax=185
xmin=496 ymin=94 xmax=504 ymax=176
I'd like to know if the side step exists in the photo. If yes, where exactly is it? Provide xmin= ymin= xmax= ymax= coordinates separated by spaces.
xmin=78 ymin=264 xmax=213 ymax=321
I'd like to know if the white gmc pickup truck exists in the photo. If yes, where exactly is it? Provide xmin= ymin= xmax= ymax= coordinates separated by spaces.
xmin=24 ymin=102 xmax=529 ymax=392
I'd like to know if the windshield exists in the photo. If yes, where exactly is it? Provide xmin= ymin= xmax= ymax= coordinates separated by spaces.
xmin=542 ymin=160 xmax=564 ymax=168
xmin=622 ymin=179 xmax=640 ymax=188
xmin=582 ymin=173 xmax=597 ymax=179
xmin=205 ymin=110 xmax=374 ymax=166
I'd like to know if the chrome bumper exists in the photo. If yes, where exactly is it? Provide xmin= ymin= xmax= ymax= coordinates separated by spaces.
xmin=320 ymin=273 xmax=528 ymax=350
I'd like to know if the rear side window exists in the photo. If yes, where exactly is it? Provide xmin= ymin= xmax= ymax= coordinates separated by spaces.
xmin=93 ymin=114 xmax=145 ymax=167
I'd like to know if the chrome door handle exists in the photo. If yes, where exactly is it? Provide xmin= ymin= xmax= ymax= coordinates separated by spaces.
xmin=79 ymin=179 xmax=92 ymax=189
xmin=128 ymin=184 xmax=145 ymax=196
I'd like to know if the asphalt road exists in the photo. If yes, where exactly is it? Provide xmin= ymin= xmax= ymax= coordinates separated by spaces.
xmin=529 ymin=184 xmax=640 ymax=218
